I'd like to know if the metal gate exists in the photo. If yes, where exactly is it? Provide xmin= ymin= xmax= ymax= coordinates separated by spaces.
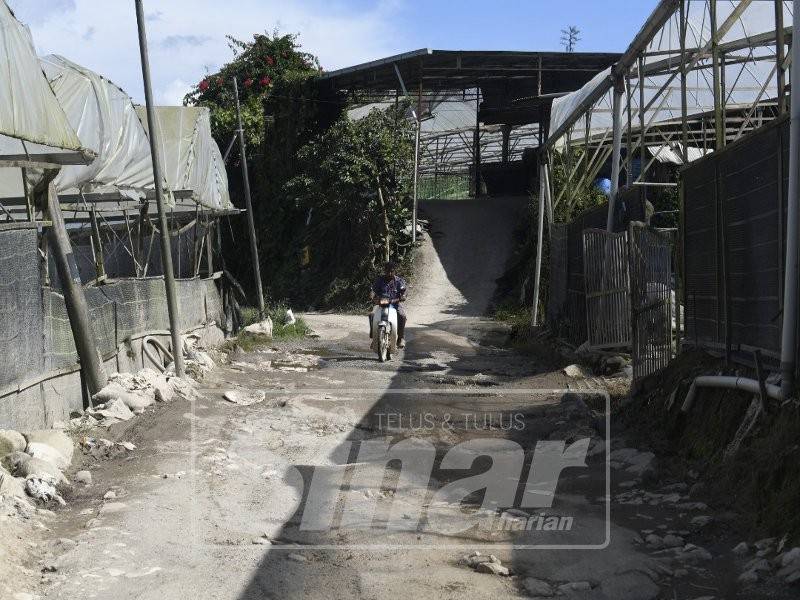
xmin=583 ymin=229 xmax=630 ymax=349
xmin=629 ymin=223 xmax=674 ymax=380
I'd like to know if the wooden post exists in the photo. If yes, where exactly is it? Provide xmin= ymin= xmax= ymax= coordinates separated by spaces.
xmin=89 ymin=207 xmax=105 ymax=280
xmin=44 ymin=182 xmax=107 ymax=395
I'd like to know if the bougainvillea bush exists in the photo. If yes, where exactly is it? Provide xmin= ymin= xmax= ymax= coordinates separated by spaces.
xmin=185 ymin=32 xmax=320 ymax=152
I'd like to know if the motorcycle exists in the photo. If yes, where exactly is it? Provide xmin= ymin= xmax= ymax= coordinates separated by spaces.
xmin=370 ymin=298 xmax=398 ymax=362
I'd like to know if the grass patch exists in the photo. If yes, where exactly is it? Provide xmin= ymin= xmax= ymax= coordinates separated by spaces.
xmin=222 ymin=302 xmax=312 ymax=354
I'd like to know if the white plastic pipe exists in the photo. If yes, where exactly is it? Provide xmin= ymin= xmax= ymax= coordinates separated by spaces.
xmin=681 ymin=375 xmax=783 ymax=414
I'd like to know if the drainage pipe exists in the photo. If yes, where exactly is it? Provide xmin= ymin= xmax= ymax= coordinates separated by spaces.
xmin=779 ymin=0 xmax=800 ymax=399
xmin=681 ymin=376 xmax=783 ymax=414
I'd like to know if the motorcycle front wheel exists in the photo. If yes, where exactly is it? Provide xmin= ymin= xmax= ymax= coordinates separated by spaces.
xmin=379 ymin=329 xmax=390 ymax=362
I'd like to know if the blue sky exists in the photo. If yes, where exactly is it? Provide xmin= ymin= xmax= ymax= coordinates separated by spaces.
xmin=7 ymin=0 xmax=660 ymax=105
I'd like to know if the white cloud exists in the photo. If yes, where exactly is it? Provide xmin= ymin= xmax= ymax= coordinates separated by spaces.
xmin=7 ymin=0 xmax=408 ymax=104
xmin=160 ymin=78 xmax=191 ymax=106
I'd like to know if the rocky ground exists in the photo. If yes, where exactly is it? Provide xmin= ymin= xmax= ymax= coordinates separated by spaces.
xmin=2 ymin=198 xmax=799 ymax=599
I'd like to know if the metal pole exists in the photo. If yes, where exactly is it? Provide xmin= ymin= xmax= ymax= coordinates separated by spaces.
xmin=779 ymin=0 xmax=800 ymax=398
xmin=232 ymin=76 xmax=266 ymax=318
xmin=606 ymin=76 xmax=625 ymax=233
xmin=680 ymin=0 xmax=690 ymax=163
xmin=135 ymin=0 xmax=184 ymax=377
xmin=45 ymin=182 xmax=107 ymax=395
xmin=531 ymin=162 xmax=546 ymax=326
xmin=776 ymin=0 xmax=787 ymax=115
xmin=710 ymin=0 xmax=724 ymax=151
xmin=412 ymin=81 xmax=422 ymax=244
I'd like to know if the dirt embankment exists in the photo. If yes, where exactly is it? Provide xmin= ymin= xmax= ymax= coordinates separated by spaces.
xmin=617 ymin=350 xmax=800 ymax=540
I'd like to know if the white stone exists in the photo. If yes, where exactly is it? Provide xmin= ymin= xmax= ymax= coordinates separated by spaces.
xmin=0 ymin=430 xmax=26 ymax=457
xmin=733 ymin=542 xmax=749 ymax=556
xmin=563 ymin=364 xmax=590 ymax=378
xmin=24 ymin=430 xmax=74 ymax=469
xmin=0 ymin=465 xmax=26 ymax=499
xmin=244 ymin=317 xmax=274 ymax=338
xmin=780 ymin=547 xmax=800 ymax=567
xmin=93 ymin=381 xmax=153 ymax=411
xmin=223 ymin=390 xmax=266 ymax=406
xmin=74 ymin=470 xmax=92 ymax=485
xmin=475 ymin=561 xmax=508 ymax=576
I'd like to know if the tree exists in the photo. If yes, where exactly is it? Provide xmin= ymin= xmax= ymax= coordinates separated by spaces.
xmin=282 ymin=104 xmax=415 ymax=307
xmin=560 ymin=26 xmax=581 ymax=53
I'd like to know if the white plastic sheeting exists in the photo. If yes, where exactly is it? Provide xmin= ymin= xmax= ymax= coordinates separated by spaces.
xmin=647 ymin=143 xmax=709 ymax=165
xmin=550 ymin=1 xmax=792 ymax=146
xmin=136 ymin=106 xmax=232 ymax=212
xmin=348 ymin=91 xmax=540 ymax=171
xmin=0 ymin=2 xmax=87 ymax=163
xmin=41 ymin=55 xmax=155 ymax=194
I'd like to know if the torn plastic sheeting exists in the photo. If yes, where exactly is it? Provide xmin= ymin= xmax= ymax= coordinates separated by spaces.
xmin=40 ymin=55 xmax=156 ymax=195
xmin=0 ymin=2 xmax=86 ymax=155
xmin=135 ymin=105 xmax=232 ymax=212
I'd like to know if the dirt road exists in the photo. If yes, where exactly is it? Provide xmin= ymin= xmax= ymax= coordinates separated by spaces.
xmin=19 ymin=198 xmax=790 ymax=600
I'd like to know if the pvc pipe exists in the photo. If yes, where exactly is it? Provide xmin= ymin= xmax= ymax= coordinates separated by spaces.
xmin=681 ymin=375 xmax=783 ymax=414
xmin=779 ymin=0 xmax=800 ymax=399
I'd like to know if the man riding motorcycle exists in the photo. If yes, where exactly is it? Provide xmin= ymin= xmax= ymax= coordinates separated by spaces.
xmin=369 ymin=261 xmax=407 ymax=348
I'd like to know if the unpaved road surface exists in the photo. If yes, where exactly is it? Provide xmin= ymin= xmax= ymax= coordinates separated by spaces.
xmin=17 ymin=198 xmax=792 ymax=599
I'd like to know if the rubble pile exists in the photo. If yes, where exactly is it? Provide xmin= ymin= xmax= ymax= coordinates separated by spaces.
xmin=85 ymin=368 xmax=196 ymax=427
xmin=0 ymin=429 xmax=73 ymax=505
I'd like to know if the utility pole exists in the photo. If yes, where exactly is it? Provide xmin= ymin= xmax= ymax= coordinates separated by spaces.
xmin=135 ymin=0 xmax=185 ymax=377
xmin=233 ymin=76 xmax=266 ymax=318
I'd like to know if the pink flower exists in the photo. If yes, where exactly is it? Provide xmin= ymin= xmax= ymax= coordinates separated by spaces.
xmin=260 ymin=76 xmax=272 ymax=86
xmin=265 ymin=55 xmax=275 ymax=66
xmin=243 ymin=78 xmax=253 ymax=88
xmin=198 ymin=79 xmax=209 ymax=91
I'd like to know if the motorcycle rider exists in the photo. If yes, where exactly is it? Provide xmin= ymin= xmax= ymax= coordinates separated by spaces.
xmin=369 ymin=260 xmax=407 ymax=348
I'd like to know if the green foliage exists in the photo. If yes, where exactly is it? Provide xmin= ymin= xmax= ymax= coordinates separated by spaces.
xmin=550 ymin=147 xmax=608 ymax=223
xmin=280 ymin=104 xmax=416 ymax=307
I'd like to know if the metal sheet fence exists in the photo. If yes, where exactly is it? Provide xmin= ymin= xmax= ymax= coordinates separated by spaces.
xmin=682 ymin=114 xmax=788 ymax=359
xmin=583 ymin=229 xmax=630 ymax=349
